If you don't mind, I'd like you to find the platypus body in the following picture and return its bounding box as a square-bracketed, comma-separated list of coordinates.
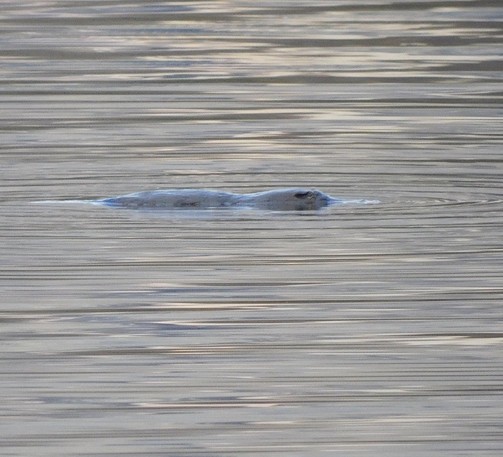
[100, 188, 340, 211]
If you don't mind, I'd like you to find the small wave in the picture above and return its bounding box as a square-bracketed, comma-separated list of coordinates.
[32, 199, 104, 205]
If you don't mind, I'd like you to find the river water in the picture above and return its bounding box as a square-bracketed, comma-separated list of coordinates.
[1, 1, 502, 456]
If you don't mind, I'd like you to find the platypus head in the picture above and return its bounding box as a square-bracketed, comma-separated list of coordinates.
[291, 189, 336, 210]
[254, 188, 337, 211]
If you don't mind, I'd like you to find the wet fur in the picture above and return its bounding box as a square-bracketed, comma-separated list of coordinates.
[100, 188, 338, 211]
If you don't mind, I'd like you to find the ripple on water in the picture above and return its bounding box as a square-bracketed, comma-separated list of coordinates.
[0, 0, 502, 456]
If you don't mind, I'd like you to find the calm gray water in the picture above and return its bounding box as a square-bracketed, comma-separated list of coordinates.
[1, 1, 502, 456]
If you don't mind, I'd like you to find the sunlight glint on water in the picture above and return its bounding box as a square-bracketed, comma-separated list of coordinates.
[0, 1, 502, 456]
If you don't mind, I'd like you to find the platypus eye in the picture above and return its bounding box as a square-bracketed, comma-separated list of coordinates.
[294, 191, 314, 199]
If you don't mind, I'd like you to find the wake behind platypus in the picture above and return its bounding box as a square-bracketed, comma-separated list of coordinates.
[96, 188, 376, 211]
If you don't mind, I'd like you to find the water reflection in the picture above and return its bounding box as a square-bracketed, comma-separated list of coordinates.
[0, 1, 502, 456]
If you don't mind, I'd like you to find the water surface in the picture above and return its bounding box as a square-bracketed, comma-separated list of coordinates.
[1, 1, 502, 456]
